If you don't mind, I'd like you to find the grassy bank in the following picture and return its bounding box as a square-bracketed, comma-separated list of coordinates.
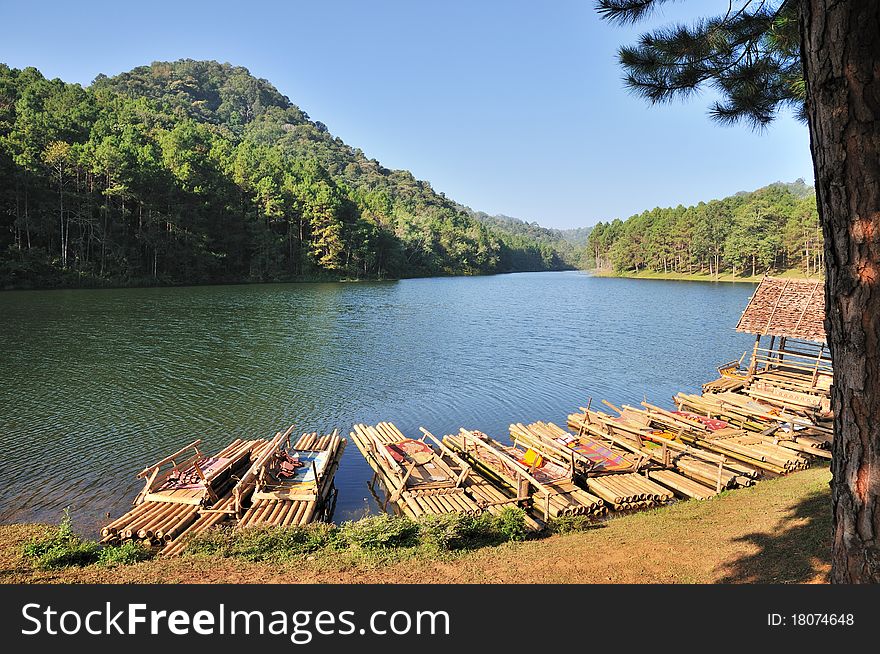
[591, 268, 823, 283]
[0, 466, 831, 584]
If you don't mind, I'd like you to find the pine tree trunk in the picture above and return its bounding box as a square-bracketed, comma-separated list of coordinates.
[800, 0, 880, 583]
[61, 179, 67, 270]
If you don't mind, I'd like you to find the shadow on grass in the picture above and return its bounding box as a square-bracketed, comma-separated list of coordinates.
[717, 489, 831, 583]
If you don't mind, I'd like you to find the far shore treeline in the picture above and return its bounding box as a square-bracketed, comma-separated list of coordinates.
[589, 180, 822, 278]
[0, 60, 586, 289]
[0, 59, 820, 290]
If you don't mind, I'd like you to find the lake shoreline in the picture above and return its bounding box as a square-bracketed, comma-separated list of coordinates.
[590, 269, 824, 284]
[2, 467, 831, 584]
[0, 266, 580, 293]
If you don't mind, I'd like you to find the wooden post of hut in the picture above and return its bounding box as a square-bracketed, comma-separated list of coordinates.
[748, 335, 761, 375]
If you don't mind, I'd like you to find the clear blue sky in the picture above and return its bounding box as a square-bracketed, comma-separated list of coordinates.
[0, 0, 814, 229]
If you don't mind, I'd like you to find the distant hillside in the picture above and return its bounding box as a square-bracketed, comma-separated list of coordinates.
[462, 210, 592, 270]
[589, 181, 821, 277]
[734, 178, 814, 199]
[0, 59, 579, 288]
[558, 226, 593, 247]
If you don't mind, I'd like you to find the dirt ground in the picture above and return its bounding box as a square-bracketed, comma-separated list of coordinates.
[0, 466, 832, 584]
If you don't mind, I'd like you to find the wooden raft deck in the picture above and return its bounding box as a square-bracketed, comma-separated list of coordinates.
[235, 426, 346, 530]
[101, 438, 265, 549]
[443, 429, 605, 522]
[350, 422, 483, 520]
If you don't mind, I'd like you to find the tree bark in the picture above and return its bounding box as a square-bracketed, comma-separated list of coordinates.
[800, 0, 880, 583]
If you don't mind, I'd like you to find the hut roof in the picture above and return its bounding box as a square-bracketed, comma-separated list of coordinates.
[736, 277, 826, 343]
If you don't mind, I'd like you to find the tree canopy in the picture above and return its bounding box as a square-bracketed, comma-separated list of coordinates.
[0, 60, 586, 288]
[589, 180, 820, 276]
[597, 0, 804, 127]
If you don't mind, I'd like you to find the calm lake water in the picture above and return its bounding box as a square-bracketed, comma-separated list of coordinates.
[0, 272, 756, 533]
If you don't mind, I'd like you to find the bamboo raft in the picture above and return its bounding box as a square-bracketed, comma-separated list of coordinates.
[674, 392, 832, 459]
[620, 402, 811, 475]
[101, 438, 265, 548]
[747, 379, 831, 415]
[752, 367, 832, 396]
[703, 375, 748, 394]
[509, 421, 642, 476]
[506, 421, 676, 510]
[443, 429, 605, 521]
[236, 426, 346, 530]
[679, 389, 828, 434]
[161, 491, 242, 557]
[350, 423, 483, 520]
[567, 408, 748, 493]
[584, 473, 673, 511]
[646, 469, 717, 500]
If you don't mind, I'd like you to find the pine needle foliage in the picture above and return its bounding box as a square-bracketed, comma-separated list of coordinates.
[596, 0, 805, 127]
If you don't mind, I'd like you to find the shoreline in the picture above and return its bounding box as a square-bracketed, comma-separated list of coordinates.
[0, 266, 580, 294]
[589, 269, 824, 284]
[0, 467, 830, 584]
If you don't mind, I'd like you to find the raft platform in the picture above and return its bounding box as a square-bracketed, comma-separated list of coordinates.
[235, 426, 346, 530]
[101, 437, 267, 549]
[349, 422, 484, 520]
[101, 426, 346, 557]
[443, 429, 606, 522]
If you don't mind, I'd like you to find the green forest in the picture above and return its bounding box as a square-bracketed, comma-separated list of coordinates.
[0, 59, 822, 290]
[588, 180, 823, 278]
[0, 60, 583, 289]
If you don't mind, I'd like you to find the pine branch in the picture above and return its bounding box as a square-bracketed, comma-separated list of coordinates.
[595, 0, 672, 25]
[599, 0, 804, 127]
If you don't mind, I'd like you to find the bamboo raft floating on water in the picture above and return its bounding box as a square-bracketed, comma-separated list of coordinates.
[101, 437, 266, 548]
[506, 421, 684, 510]
[350, 422, 485, 520]
[674, 391, 833, 457]
[443, 429, 606, 521]
[103, 427, 347, 556]
[235, 426, 346, 530]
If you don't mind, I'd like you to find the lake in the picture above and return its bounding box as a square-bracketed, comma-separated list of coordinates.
[0, 272, 756, 532]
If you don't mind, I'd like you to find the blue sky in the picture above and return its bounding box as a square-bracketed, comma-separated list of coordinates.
[0, 0, 814, 229]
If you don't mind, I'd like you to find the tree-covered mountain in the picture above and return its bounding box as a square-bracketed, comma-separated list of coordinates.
[588, 182, 821, 277]
[733, 178, 814, 200]
[0, 60, 580, 289]
[463, 209, 592, 270]
[557, 226, 593, 248]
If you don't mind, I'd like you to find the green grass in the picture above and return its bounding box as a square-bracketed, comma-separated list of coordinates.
[4, 468, 831, 583]
[97, 540, 153, 567]
[184, 508, 535, 564]
[545, 514, 597, 534]
[17, 506, 545, 572]
[21, 509, 154, 570]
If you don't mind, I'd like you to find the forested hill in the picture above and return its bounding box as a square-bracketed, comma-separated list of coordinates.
[0, 60, 582, 289]
[463, 210, 592, 270]
[589, 180, 822, 277]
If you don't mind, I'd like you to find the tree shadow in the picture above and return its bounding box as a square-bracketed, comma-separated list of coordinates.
[717, 488, 831, 583]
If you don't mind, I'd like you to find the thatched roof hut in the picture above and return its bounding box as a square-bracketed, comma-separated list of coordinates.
[736, 277, 826, 344]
